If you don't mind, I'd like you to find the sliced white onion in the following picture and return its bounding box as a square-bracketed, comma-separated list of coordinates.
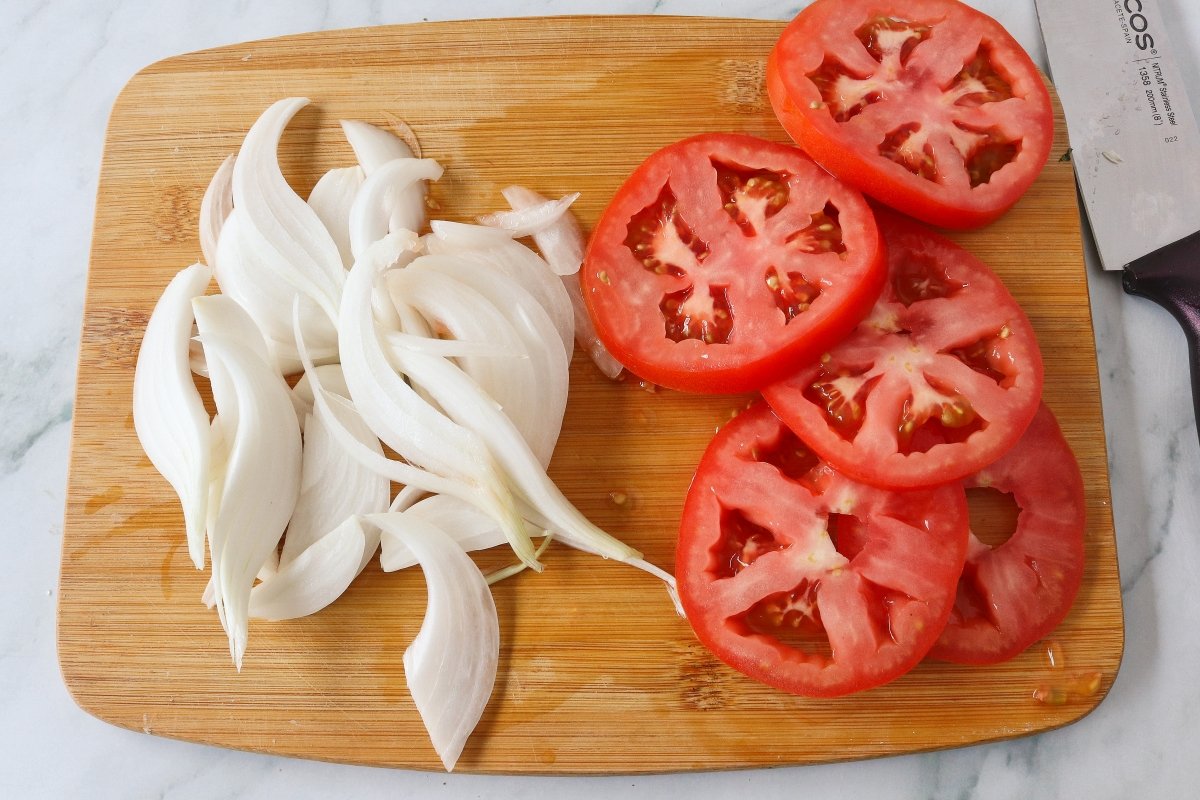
[341, 119, 416, 173]
[198, 330, 303, 669]
[561, 269, 624, 379]
[216, 208, 340, 375]
[348, 157, 443, 260]
[308, 166, 365, 269]
[394, 259, 567, 467]
[425, 226, 574, 362]
[192, 294, 273, 371]
[232, 97, 345, 324]
[291, 363, 352, 422]
[374, 496, 511, 572]
[380, 328, 518, 361]
[294, 297, 529, 549]
[478, 191, 579, 240]
[385, 344, 638, 564]
[501, 186, 623, 378]
[372, 514, 499, 772]
[132, 263, 213, 570]
[388, 265, 539, 442]
[199, 155, 235, 271]
[500, 185, 585, 276]
[248, 516, 368, 621]
[337, 232, 537, 568]
[428, 219, 514, 248]
[280, 396, 389, 568]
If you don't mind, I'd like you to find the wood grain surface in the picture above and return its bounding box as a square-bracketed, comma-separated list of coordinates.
[58, 16, 1122, 774]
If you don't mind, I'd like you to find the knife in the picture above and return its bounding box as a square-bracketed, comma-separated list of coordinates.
[1036, 0, 1200, 444]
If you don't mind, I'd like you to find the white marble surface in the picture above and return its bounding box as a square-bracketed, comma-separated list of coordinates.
[4, 0, 1200, 797]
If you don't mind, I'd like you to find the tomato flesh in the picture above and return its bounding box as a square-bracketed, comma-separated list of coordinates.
[929, 404, 1086, 664]
[764, 211, 1043, 489]
[676, 402, 968, 697]
[767, 0, 1054, 229]
[582, 133, 885, 393]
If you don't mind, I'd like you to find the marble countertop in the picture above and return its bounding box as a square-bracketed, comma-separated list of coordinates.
[5, 0, 1199, 797]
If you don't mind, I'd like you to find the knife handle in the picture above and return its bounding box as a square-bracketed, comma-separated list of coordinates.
[1123, 230, 1200, 444]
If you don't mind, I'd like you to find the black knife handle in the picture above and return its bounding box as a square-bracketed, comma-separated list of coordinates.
[1123, 230, 1200, 446]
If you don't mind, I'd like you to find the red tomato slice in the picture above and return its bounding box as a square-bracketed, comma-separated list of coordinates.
[929, 404, 1085, 664]
[676, 402, 968, 697]
[766, 0, 1053, 229]
[582, 133, 885, 393]
[763, 212, 1043, 489]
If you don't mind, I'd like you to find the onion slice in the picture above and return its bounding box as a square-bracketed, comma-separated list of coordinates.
[248, 516, 368, 621]
[199, 155, 235, 271]
[500, 185, 584, 275]
[308, 166, 365, 269]
[385, 344, 639, 564]
[374, 495, 534, 572]
[501, 186, 623, 378]
[348, 157, 443, 260]
[198, 329, 303, 669]
[132, 263, 213, 570]
[373, 513, 499, 772]
[341, 119, 416, 172]
[281, 398, 389, 568]
[477, 192, 579, 239]
[337, 232, 538, 569]
[229, 97, 345, 331]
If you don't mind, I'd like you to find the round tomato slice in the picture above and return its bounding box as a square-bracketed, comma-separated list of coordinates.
[581, 133, 885, 393]
[766, 0, 1053, 229]
[676, 402, 968, 698]
[929, 404, 1085, 664]
[763, 212, 1043, 489]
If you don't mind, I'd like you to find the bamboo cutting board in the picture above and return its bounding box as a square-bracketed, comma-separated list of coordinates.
[59, 17, 1122, 773]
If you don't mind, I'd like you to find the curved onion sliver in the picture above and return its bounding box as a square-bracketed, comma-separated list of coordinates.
[499, 185, 584, 276]
[477, 191, 578, 240]
[388, 263, 560, 465]
[348, 157, 443, 260]
[337, 233, 537, 568]
[501, 186, 623, 378]
[215, 209, 340, 375]
[374, 499, 508, 572]
[280, 392, 389, 568]
[199, 155, 235, 272]
[308, 166, 365, 269]
[249, 516, 367, 621]
[132, 263, 213, 570]
[232, 97, 345, 323]
[425, 224, 574, 361]
[373, 513, 499, 772]
[199, 330, 302, 669]
[386, 344, 639, 564]
[341, 118, 416, 173]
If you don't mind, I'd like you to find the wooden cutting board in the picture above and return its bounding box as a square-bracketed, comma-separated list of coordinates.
[59, 16, 1122, 773]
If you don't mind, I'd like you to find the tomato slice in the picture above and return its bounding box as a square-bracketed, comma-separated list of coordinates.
[929, 404, 1085, 664]
[676, 402, 968, 697]
[581, 133, 885, 393]
[766, 0, 1053, 229]
[763, 211, 1043, 489]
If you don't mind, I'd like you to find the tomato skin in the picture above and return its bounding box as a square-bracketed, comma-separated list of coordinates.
[676, 402, 968, 698]
[582, 133, 885, 394]
[767, 0, 1053, 229]
[929, 404, 1085, 664]
[763, 211, 1043, 489]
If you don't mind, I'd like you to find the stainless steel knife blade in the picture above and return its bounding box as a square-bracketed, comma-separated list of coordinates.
[1036, 0, 1200, 270]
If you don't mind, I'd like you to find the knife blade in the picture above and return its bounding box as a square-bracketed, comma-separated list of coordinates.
[1037, 0, 1200, 445]
[1036, 0, 1200, 270]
